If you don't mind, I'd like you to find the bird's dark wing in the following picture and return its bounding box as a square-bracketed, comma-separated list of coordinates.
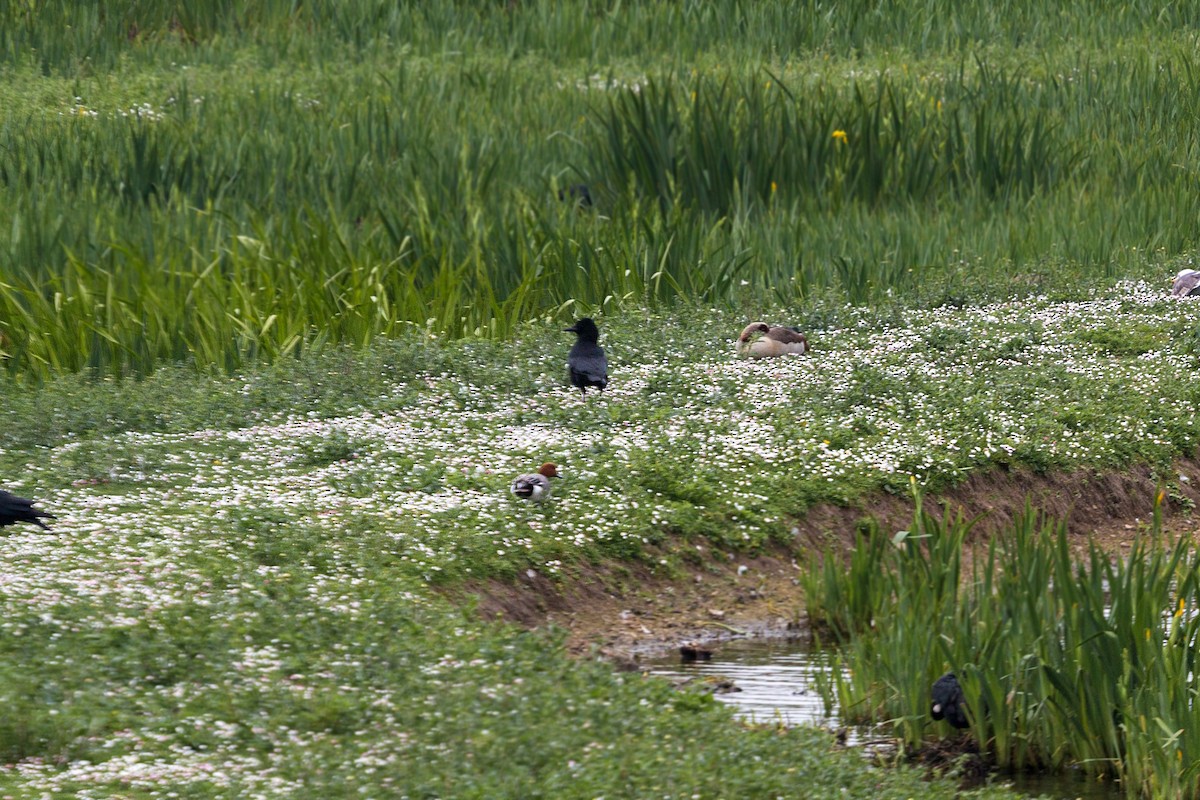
[0, 490, 54, 530]
[766, 326, 808, 344]
[559, 184, 593, 207]
[568, 343, 608, 386]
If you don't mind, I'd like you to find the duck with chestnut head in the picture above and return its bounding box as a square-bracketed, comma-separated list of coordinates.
[510, 463, 560, 503]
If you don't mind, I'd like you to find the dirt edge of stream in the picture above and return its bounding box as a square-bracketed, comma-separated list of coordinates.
[449, 459, 1200, 664]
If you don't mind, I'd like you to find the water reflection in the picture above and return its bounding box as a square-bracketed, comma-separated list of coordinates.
[642, 636, 1122, 800]
[645, 636, 840, 728]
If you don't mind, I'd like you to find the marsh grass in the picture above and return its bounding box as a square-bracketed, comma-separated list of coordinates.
[590, 67, 1080, 218]
[6, 1, 1200, 69]
[3, 3, 1200, 376]
[805, 494, 1200, 797]
[0, 580, 1033, 798]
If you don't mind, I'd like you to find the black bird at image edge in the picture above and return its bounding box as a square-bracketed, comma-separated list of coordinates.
[0, 489, 55, 531]
[564, 317, 608, 395]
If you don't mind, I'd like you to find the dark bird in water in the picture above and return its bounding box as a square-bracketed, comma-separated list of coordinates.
[564, 317, 608, 395]
[558, 183, 593, 209]
[931, 672, 970, 729]
[0, 490, 55, 531]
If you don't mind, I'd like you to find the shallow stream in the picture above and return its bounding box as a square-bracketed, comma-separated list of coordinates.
[642, 637, 1122, 800]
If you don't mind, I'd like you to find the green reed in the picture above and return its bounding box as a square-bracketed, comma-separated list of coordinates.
[805, 494, 1200, 797]
[7, 1, 1200, 72]
[5, 4, 1200, 376]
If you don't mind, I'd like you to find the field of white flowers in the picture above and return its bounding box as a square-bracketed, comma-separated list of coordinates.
[12, 282, 1200, 581]
[0, 284, 1195, 796]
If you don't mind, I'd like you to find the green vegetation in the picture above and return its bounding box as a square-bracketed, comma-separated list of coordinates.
[3, 291, 1199, 583]
[5, 291, 1195, 796]
[0, 321, 1064, 798]
[804, 495, 1200, 798]
[0, 290, 1194, 794]
[3, 1, 1200, 376]
[0, 524, 1028, 800]
[8, 2, 1200, 796]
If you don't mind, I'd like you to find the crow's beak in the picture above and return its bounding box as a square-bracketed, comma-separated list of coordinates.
[563, 326, 578, 333]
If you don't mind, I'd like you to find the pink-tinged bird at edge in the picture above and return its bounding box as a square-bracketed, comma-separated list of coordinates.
[1172, 269, 1200, 297]
[510, 463, 560, 502]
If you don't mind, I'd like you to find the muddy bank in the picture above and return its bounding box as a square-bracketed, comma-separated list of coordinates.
[455, 460, 1200, 659]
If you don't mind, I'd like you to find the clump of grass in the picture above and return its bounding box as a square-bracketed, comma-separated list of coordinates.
[1074, 323, 1166, 356]
[588, 69, 1080, 219]
[298, 427, 360, 467]
[805, 492, 1200, 797]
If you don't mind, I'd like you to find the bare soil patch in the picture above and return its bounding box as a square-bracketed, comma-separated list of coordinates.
[452, 460, 1200, 662]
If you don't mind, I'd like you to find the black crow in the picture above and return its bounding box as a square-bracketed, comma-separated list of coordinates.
[930, 672, 970, 729]
[564, 317, 608, 395]
[0, 490, 55, 531]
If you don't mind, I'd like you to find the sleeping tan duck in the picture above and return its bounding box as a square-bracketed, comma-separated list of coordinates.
[735, 323, 809, 358]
